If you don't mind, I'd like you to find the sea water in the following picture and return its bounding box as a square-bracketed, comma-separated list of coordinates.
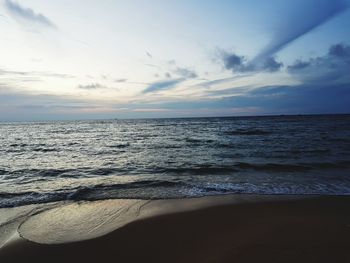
[1, 115, 350, 207]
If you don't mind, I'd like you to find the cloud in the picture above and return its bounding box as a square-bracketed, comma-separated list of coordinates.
[223, 53, 246, 72]
[287, 43, 350, 84]
[0, 68, 74, 79]
[196, 75, 253, 88]
[173, 67, 198, 78]
[142, 79, 185, 94]
[329, 43, 350, 57]
[287, 60, 311, 71]
[0, 85, 83, 120]
[132, 108, 171, 112]
[211, 44, 350, 114]
[184, 83, 348, 115]
[114, 78, 127, 83]
[144, 63, 159, 68]
[222, 52, 283, 73]
[78, 83, 107, 90]
[261, 57, 284, 72]
[222, 0, 347, 74]
[4, 0, 57, 29]
[254, 0, 347, 63]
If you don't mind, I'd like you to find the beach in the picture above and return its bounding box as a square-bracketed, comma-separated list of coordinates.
[1, 195, 350, 263]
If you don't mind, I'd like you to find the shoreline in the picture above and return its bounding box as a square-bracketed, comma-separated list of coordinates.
[1, 194, 350, 262]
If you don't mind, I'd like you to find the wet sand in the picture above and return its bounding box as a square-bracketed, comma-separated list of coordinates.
[1, 195, 350, 263]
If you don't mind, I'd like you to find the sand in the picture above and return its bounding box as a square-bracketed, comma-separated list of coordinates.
[0, 195, 350, 263]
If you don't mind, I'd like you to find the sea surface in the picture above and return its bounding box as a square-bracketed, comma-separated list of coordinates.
[1, 115, 350, 208]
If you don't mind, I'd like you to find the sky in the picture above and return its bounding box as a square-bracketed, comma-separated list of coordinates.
[0, 0, 349, 121]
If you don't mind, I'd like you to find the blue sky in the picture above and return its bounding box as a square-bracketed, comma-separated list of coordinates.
[0, 0, 349, 120]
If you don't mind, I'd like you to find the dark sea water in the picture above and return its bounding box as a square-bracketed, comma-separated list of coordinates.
[1, 115, 350, 208]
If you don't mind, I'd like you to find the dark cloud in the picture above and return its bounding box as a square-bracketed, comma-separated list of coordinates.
[287, 60, 311, 71]
[222, 51, 282, 73]
[142, 79, 185, 94]
[78, 83, 107, 90]
[137, 81, 350, 115]
[199, 44, 350, 114]
[328, 43, 350, 57]
[287, 43, 350, 84]
[261, 57, 284, 72]
[4, 0, 57, 29]
[223, 53, 246, 72]
[197, 84, 349, 115]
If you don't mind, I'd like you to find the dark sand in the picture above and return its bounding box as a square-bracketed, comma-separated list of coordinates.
[1, 195, 350, 263]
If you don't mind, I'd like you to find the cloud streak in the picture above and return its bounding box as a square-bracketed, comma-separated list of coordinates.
[255, 0, 347, 63]
[142, 79, 185, 94]
[114, 78, 127, 83]
[222, 0, 347, 74]
[78, 83, 108, 90]
[4, 0, 57, 29]
[0, 68, 74, 79]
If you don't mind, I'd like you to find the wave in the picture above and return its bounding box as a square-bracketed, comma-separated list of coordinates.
[152, 161, 350, 175]
[153, 166, 239, 175]
[32, 148, 60, 153]
[0, 167, 134, 180]
[234, 162, 312, 172]
[224, 129, 272, 136]
[9, 143, 28, 147]
[2, 160, 350, 182]
[234, 161, 350, 172]
[185, 138, 215, 144]
[2, 178, 350, 208]
[108, 143, 130, 148]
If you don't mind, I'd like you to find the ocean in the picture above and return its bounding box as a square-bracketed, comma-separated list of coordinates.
[1, 114, 350, 208]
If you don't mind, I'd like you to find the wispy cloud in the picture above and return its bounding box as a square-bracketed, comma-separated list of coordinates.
[195, 74, 255, 89]
[4, 0, 57, 29]
[114, 78, 127, 83]
[142, 79, 185, 94]
[78, 83, 108, 90]
[0, 68, 74, 79]
[132, 108, 171, 112]
[173, 67, 198, 78]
